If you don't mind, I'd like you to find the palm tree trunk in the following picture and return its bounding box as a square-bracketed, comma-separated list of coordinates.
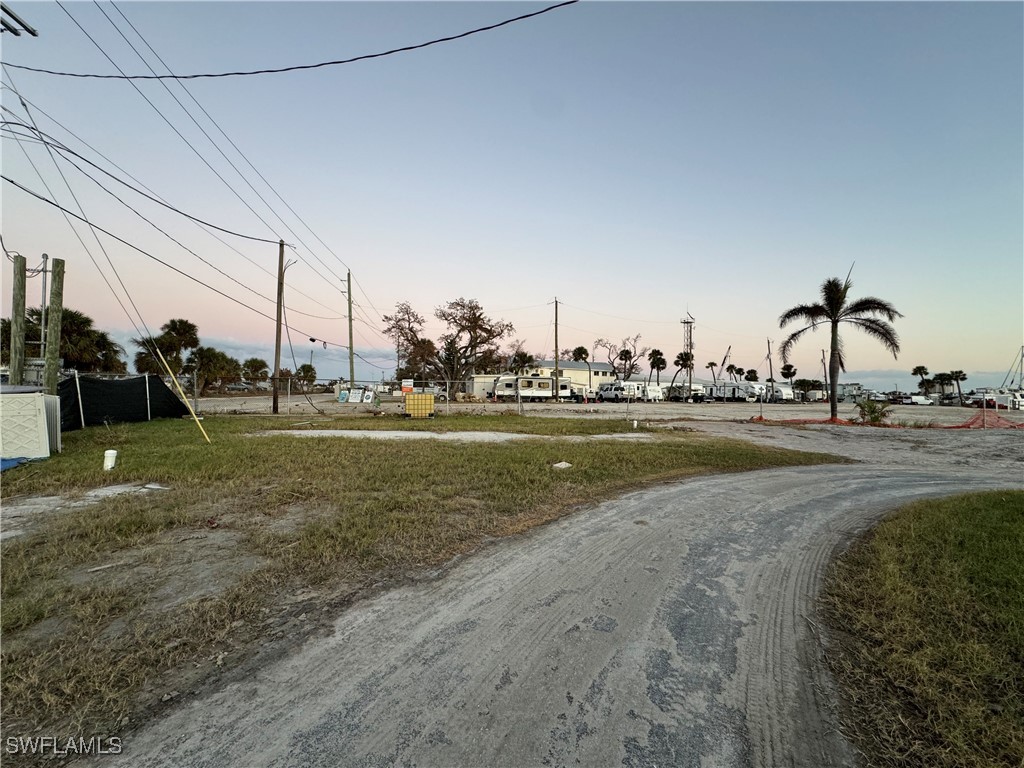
[829, 323, 842, 420]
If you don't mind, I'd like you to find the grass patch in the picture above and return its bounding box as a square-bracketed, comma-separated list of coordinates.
[2, 414, 840, 745]
[822, 491, 1024, 767]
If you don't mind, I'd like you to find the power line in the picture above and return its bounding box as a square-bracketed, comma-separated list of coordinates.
[3, 174, 349, 350]
[14, 135, 344, 322]
[49, 2, 297, 254]
[3, 68, 159, 356]
[0, 85, 343, 316]
[2, 119, 280, 244]
[6, 1, 580, 80]
[107, 0, 359, 284]
[91, 2, 350, 292]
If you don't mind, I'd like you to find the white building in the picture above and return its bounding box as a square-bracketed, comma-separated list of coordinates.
[523, 360, 616, 390]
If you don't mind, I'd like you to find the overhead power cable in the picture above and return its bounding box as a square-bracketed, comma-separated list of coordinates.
[3, 174, 349, 350]
[91, 2, 349, 292]
[6, 0, 580, 80]
[3, 67, 159, 356]
[0, 86, 342, 316]
[13, 136, 343, 321]
[2, 119, 280, 244]
[47, 3, 294, 251]
[108, 0, 357, 284]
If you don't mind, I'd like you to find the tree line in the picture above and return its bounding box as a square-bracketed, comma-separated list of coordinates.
[1, 308, 318, 395]
[386, 273, 902, 422]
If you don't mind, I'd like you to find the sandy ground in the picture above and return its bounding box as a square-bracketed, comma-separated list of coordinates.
[197, 392, 1024, 429]
[79, 418, 1023, 768]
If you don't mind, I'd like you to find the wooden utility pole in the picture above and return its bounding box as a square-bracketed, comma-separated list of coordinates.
[9, 254, 26, 385]
[38, 253, 48, 356]
[553, 297, 559, 387]
[42, 258, 64, 394]
[347, 271, 355, 391]
[272, 240, 284, 414]
[766, 338, 775, 402]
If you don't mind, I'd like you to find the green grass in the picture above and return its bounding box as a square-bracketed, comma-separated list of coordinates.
[1, 414, 840, 744]
[822, 491, 1024, 768]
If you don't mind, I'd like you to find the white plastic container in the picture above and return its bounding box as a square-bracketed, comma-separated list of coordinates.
[103, 449, 117, 470]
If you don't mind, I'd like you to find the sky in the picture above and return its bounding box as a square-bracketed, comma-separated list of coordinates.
[2, 1, 1022, 393]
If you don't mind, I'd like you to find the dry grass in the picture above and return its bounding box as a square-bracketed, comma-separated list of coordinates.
[2, 414, 840, 749]
[822, 491, 1024, 768]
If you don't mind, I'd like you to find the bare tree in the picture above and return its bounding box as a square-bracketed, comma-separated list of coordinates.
[595, 335, 648, 380]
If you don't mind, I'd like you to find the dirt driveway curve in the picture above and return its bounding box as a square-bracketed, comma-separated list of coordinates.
[100, 424, 1023, 768]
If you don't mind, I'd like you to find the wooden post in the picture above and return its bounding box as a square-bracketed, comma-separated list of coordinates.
[348, 270, 355, 394]
[272, 240, 284, 415]
[43, 258, 64, 395]
[9, 254, 26, 385]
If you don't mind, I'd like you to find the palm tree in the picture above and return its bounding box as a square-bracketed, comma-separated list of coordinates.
[243, 358, 270, 384]
[5, 308, 126, 373]
[779, 275, 902, 420]
[725, 364, 737, 382]
[296, 363, 316, 391]
[647, 348, 667, 385]
[949, 370, 968, 403]
[667, 351, 694, 394]
[780, 363, 797, 383]
[912, 366, 929, 392]
[734, 367, 745, 381]
[185, 346, 240, 394]
[509, 350, 535, 375]
[744, 369, 759, 382]
[161, 318, 199, 358]
[706, 361, 718, 385]
[618, 349, 635, 380]
[932, 372, 953, 398]
[571, 346, 592, 389]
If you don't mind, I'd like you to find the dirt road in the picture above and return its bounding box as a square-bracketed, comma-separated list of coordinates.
[99, 425, 1022, 768]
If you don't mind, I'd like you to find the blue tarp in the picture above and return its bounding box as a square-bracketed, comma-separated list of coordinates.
[1, 457, 30, 472]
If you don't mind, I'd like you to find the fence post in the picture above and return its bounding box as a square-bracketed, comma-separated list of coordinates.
[74, 369, 85, 428]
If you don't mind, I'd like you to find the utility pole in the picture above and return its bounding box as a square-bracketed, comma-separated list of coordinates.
[10, 253, 26, 385]
[553, 297, 559, 388]
[272, 240, 284, 414]
[42, 258, 64, 395]
[347, 271, 355, 392]
[766, 338, 775, 402]
[38, 253, 48, 356]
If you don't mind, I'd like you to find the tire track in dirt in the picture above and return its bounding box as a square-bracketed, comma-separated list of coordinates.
[97, 427, 1023, 768]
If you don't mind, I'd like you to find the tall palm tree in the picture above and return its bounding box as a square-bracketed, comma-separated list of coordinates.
[734, 367, 745, 381]
[911, 365, 929, 392]
[571, 346, 592, 389]
[668, 351, 694, 393]
[725, 363, 737, 382]
[949, 370, 968, 404]
[706, 361, 718, 385]
[647, 348, 667, 385]
[932, 372, 953, 398]
[159, 319, 200, 375]
[618, 349, 635, 380]
[780, 363, 797, 383]
[780, 275, 902, 420]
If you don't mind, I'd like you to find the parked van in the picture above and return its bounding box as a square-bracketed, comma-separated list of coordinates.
[909, 395, 934, 406]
